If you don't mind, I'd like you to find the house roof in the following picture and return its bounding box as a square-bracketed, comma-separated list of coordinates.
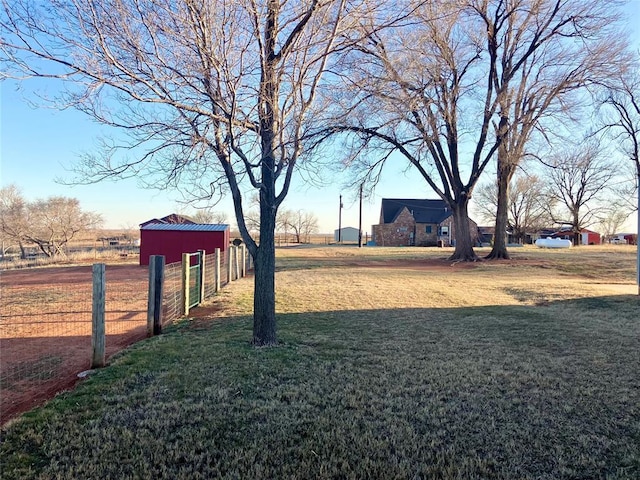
[380, 199, 452, 224]
[141, 223, 229, 232]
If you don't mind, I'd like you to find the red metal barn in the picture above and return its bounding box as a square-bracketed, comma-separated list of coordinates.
[139, 224, 230, 266]
[581, 229, 602, 245]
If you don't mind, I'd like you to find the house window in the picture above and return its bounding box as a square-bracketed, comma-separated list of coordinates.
[439, 225, 449, 236]
[397, 227, 408, 233]
[425, 225, 432, 234]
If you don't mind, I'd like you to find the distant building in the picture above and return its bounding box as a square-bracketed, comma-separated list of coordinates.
[547, 227, 601, 245]
[371, 198, 477, 247]
[611, 233, 637, 245]
[334, 227, 360, 243]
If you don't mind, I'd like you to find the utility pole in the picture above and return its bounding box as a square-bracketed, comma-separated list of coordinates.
[358, 183, 363, 248]
[338, 194, 343, 243]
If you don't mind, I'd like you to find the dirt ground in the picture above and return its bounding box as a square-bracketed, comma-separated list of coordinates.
[1, 264, 149, 425]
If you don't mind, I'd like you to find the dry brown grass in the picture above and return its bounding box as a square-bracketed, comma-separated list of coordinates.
[212, 245, 637, 315]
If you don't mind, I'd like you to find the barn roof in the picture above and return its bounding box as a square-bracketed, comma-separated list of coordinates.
[141, 223, 229, 232]
[380, 199, 452, 224]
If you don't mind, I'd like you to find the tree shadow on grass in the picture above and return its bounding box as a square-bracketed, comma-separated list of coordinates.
[2, 294, 638, 479]
[159, 293, 640, 479]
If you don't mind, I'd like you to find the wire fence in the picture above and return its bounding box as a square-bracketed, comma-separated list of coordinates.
[0, 265, 148, 424]
[0, 246, 251, 425]
[162, 260, 183, 326]
[203, 249, 232, 301]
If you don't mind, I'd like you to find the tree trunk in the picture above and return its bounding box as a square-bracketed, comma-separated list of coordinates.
[449, 198, 479, 261]
[573, 212, 581, 246]
[248, 0, 281, 347]
[252, 200, 277, 346]
[486, 161, 516, 260]
[35, 242, 53, 257]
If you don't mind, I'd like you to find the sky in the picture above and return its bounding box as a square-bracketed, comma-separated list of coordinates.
[2, 1, 640, 235]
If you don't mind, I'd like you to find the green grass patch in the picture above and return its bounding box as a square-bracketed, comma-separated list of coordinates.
[1, 246, 639, 479]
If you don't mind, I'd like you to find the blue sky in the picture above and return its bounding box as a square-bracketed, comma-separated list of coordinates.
[0, 80, 429, 234]
[0, 86, 430, 233]
[2, 1, 639, 234]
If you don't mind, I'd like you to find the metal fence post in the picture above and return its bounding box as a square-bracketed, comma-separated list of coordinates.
[147, 255, 165, 336]
[215, 247, 221, 292]
[91, 263, 106, 369]
[182, 252, 190, 316]
[198, 249, 206, 303]
[226, 247, 232, 284]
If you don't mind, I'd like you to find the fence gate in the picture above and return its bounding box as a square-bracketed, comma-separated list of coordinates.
[182, 251, 204, 315]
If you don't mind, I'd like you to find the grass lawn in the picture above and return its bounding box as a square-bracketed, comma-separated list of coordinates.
[1, 245, 639, 479]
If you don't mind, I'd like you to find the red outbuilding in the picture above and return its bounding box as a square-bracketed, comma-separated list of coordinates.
[549, 227, 602, 245]
[139, 223, 230, 266]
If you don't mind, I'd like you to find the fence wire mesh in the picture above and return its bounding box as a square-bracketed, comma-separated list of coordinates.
[161, 260, 183, 326]
[0, 264, 148, 424]
[1, 247, 251, 425]
[203, 249, 232, 301]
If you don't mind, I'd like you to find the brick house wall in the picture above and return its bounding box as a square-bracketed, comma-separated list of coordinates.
[414, 215, 455, 246]
[372, 211, 476, 247]
[372, 208, 415, 246]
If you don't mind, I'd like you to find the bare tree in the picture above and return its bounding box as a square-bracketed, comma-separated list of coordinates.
[329, 2, 498, 261]
[327, 0, 626, 261]
[244, 195, 290, 237]
[1, 0, 371, 345]
[190, 209, 228, 225]
[281, 209, 319, 243]
[475, 173, 552, 244]
[542, 142, 615, 245]
[25, 197, 102, 257]
[299, 210, 320, 243]
[597, 52, 640, 293]
[599, 55, 640, 200]
[596, 208, 632, 243]
[0, 184, 29, 258]
[479, 0, 627, 260]
[0, 186, 101, 257]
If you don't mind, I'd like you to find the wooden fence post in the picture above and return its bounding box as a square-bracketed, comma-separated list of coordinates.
[226, 247, 233, 284]
[91, 263, 106, 369]
[182, 252, 190, 316]
[198, 249, 206, 303]
[214, 248, 221, 292]
[147, 255, 165, 336]
[235, 246, 240, 280]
